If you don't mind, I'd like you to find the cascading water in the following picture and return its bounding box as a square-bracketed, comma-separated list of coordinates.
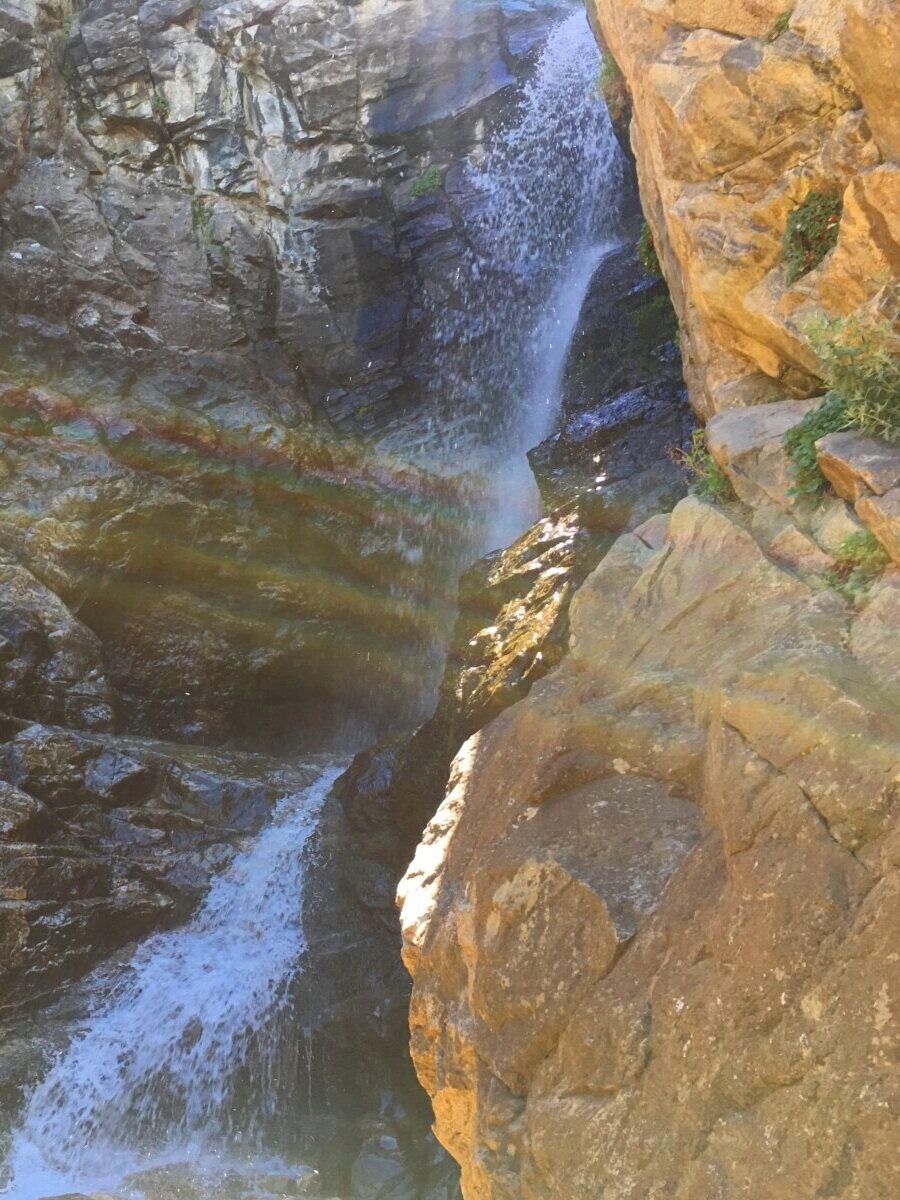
[4, 764, 343, 1200]
[3, 10, 625, 1198]
[395, 5, 625, 549]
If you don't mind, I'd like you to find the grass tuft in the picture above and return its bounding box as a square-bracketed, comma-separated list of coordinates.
[782, 191, 841, 284]
[766, 9, 792, 40]
[825, 530, 891, 601]
[637, 221, 661, 277]
[597, 51, 629, 124]
[784, 316, 900, 497]
[669, 428, 736, 504]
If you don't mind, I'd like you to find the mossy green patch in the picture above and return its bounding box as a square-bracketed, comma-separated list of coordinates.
[410, 164, 443, 198]
[597, 51, 629, 124]
[637, 221, 661, 277]
[766, 9, 792, 40]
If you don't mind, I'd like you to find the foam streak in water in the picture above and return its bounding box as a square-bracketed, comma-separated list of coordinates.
[5, 764, 343, 1200]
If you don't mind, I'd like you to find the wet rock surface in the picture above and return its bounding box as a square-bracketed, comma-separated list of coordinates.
[0, 0, 562, 427]
[0, 0, 571, 750]
[529, 237, 692, 507]
[0, 3, 581, 1197]
[0, 374, 472, 746]
[0, 2, 578, 1195]
[0, 720, 323, 1006]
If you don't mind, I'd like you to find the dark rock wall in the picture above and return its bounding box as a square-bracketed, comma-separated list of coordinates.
[0, 0, 559, 427]
[0, 0, 570, 749]
[0, 3, 567, 1192]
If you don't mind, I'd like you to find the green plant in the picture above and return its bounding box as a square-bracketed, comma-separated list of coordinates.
[151, 92, 171, 120]
[49, 19, 76, 84]
[782, 191, 842, 284]
[597, 51, 629, 124]
[784, 316, 900, 496]
[807, 314, 900, 444]
[410, 164, 443, 198]
[669, 428, 736, 504]
[783, 391, 851, 499]
[637, 221, 661, 277]
[825, 530, 890, 601]
[766, 9, 792, 40]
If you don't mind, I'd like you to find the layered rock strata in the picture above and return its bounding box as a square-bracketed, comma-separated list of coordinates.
[0, 0, 566, 746]
[0, 0, 556, 425]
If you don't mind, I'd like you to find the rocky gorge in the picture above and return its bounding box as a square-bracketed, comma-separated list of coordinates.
[0, 0, 897, 1197]
[397, 0, 900, 1196]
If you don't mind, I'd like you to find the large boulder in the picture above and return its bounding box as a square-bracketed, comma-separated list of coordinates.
[400, 496, 900, 1197]
[815, 430, 900, 501]
[705, 397, 821, 509]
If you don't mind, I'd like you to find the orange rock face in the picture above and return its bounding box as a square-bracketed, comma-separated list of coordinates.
[400, 499, 900, 1198]
[587, 0, 898, 420]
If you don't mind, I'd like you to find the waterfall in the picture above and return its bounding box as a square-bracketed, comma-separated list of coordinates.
[3, 764, 344, 1200]
[2, 11, 626, 1198]
[397, 6, 625, 549]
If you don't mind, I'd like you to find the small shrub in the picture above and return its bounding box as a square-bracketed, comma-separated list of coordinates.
[597, 51, 629, 124]
[825, 530, 891, 601]
[49, 21, 77, 85]
[785, 316, 900, 496]
[151, 93, 171, 120]
[782, 191, 842, 284]
[807, 314, 900, 444]
[637, 221, 661, 277]
[669, 428, 736, 504]
[410, 164, 443, 198]
[766, 9, 792, 40]
[783, 391, 851, 499]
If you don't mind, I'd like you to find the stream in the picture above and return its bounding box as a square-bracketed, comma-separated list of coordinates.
[3, 8, 624, 1198]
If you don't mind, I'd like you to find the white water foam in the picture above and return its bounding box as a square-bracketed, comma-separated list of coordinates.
[397, 6, 625, 549]
[4, 764, 344, 1200]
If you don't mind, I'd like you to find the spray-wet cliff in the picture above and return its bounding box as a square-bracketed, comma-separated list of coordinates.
[0, 2, 571, 1194]
[398, 3, 900, 1197]
[0, 0, 570, 753]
